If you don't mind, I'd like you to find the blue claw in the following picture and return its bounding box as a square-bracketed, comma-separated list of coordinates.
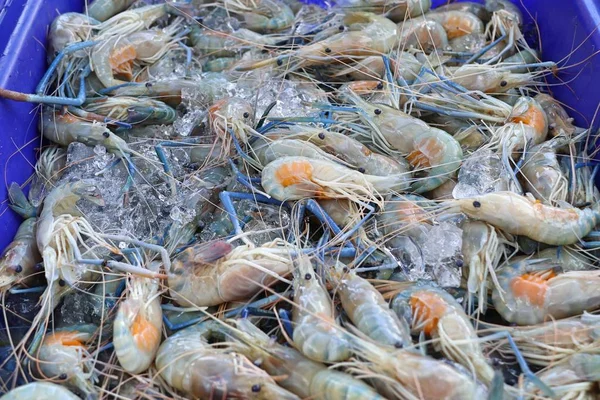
[219, 191, 284, 237]
[278, 309, 294, 338]
[36, 41, 96, 94]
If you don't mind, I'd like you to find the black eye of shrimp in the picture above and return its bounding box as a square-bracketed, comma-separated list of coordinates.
[473, 201, 481, 208]
[304, 273, 312, 280]
[102, 132, 110, 138]
[374, 109, 382, 115]
[500, 80, 508, 87]
[318, 132, 325, 139]
[14, 265, 23, 273]
[243, 112, 249, 118]
[252, 384, 261, 392]
[325, 47, 332, 53]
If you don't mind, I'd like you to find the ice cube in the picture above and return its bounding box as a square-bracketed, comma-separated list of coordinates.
[418, 222, 463, 287]
[453, 148, 511, 199]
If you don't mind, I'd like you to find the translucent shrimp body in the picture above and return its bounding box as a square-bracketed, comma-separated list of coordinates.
[168, 240, 294, 307]
[156, 322, 300, 400]
[452, 191, 600, 245]
[223, 0, 295, 33]
[88, 0, 137, 22]
[492, 260, 600, 325]
[0, 382, 80, 400]
[229, 319, 386, 400]
[48, 13, 97, 62]
[535, 93, 577, 137]
[328, 263, 412, 349]
[36, 327, 97, 398]
[338, 0, 432, 21]
[261, 156, 409, 204]
[292, 257, 352, 363]
[392, 285, 495, 384]
[341, 88, 463, 193]
[0, 218, 40, 292]
[113, 276, 162, 374]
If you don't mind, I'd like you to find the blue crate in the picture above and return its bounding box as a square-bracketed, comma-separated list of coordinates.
[0, 0, 598, 250]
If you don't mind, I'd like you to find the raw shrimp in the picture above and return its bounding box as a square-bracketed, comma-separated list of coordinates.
[432, 2, 491, 22]
[237, 12, 398, 71]
[87, 0, 137, 22]
[376, 194, 432, 240]
[0, 382, 80, 400]
[190, 26, 281, 57]
[492, 259, 600, 325]
[93, 4, 169, 39]
[29, 146, 67, 206]
[261, 156, 410, 204]
[461, 220, 506, 314]
[48, 13, 97, 61]
[446, 64, 534, 94]
[331, 52, 421, 82]
[328, 262, 412, 349]
[427, 10, 484, 41]
[291, 256, 352, 362]
[341, 86, 463, 193]
[252, 138, 345, 168]
[520, 135, 570, 205]
[397, 17, 448, 52]
[226, 318, 386, 400]
[532, 353, 600, 399]
[392, 284, 495, 384]
[276, 127, 411, 176]
[535, 93, 578, 138]
[223, 0, 294, 33]
[487, 313, 600, 367]
[83, 96, 177, 125]
[338, 0, 431, 21]
[208, 96, 255, 160]
[450, 191, 600, 245]
[156, 322, 300, 399]
[168, 239, 294, 307]
[113, 270, 162, 374]
[91, 27, 181, 88]
[35, 325, 98, 399]
[0, 183, 41, 291]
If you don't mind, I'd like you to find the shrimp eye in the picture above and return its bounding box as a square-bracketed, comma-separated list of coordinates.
[14, 265, 23, 273]
[318, 132, 325, 140]
[455, 259, 464, 267]
[358, 167, 365, 173]
[276, 58, 283, 66]
[243, 112, 249, 118]
[58, 279, 66, 287]
[376, 82, 383, 90]
[304, 273, 312, 280]
[325, 47, 332, 53]
[252, 384, 261, 392]
[59, 373, 68, 380]
[145, 82, 153, 88]
[338, 25, 344, 31]
[102, 132, 110, 138]
[342, 267, 349, 273]
[394, 342, 403, 349]
[473, 201, 481, 208]
[500, 80, 507, 87]
[374, 109, 382, 115]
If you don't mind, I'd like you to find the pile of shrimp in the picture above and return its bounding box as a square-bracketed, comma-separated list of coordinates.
[1, 0, 600, 399]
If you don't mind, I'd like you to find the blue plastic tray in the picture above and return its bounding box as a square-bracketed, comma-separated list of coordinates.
[0, 0, 599, 251]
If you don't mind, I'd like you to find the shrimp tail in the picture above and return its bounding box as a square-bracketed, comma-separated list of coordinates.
[8, 182, 37, 218]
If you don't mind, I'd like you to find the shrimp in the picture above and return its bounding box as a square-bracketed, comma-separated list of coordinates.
[291, 256, 352, 363]
[533, 353, 600, 399]
[0, 183, 41, 292]
[91, 27, 181, 88]
[491, 259, 600, 325]
[237, 12, 398, 71]
[461, 221, 506, 315]
[340, 87, 463, 193]
[432, 2, 491, 22]
[87, 0, 137, 22]
[274, 127, 411, 176]
[168, 239, 294, 307]
[491, 96, 549, 156]
[520, 135, 570, 205]
[83, 96, 177, 125]
[486, 313, 600, 367]
[208, 96, 255, 160]
[331, 52, 421, 82]
[328, 262, 412, 349]
[0, 382, 80, 400]
[40, 109, 140, 159]
[535, 93, 578, 138]
[392, 284, 496, 384]
[226, 318, 386, 400]
[156, 322, 300, 399]
[338, 0, 431, 22]
[252, 138, 345, 168]
[35, 325, 98, 399]
[450, 191, 600, 245]
[260, 156, 409, 205]
[93, 4, 169, 39]
[48, 13, 97, 61]
[113, 269, 162, 374]
[222, 0, 295, 33]
[376, 194, 432, 241]
[397, 17, 448, 52]
[427, 10, 484, 42]
[190, 26, 281, 57]
[29, 146, 67, 207]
